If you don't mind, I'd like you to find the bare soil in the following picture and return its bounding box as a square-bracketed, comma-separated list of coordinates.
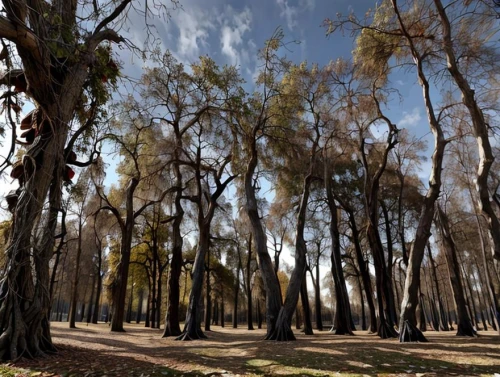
[5, 322, 500, 376]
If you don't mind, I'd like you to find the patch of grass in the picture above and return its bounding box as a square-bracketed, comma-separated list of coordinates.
[0, 365, 39, 377]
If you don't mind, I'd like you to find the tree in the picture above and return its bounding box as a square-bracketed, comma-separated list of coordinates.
[96, 112, 169, 332]
[436, 205, 476, 337]
[0, 0, 137, 359]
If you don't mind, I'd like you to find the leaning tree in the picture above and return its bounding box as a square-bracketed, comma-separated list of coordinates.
[0, 0, 163, 360]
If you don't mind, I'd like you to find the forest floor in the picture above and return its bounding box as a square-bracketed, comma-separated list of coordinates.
[2, 322, 500, 377]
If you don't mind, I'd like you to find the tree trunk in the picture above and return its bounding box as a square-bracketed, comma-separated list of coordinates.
[205, 253, 212, 332]
[325, 173, 354, 335]
[163, 190, 184, 336]
[244, 136, 282, 337]
[427, 243, 449, 331]
[436, 206, 476, 337]
[125, 277, 134, 324]
[69, 219, 84, 328]
[314, 261, 323, 331]
[220, 286, 225, 328]
[145, 279, 151, 328]
[176, 211, 215, 340]
[266, 170, 314, 341]
[86, 273, 96, 324]
[110, 179, 139, 332]
[92, 258, 103, 324]
[357, 275, 367, 331]
[345, 207, 377, 333]
[391, 0, 447, 343]
[233, 261, 241, 328]
[300, 274, 313, 335]
[246, 236, 254, 330]
[381, 201, 398, 326]
[434, 0, 500, 261]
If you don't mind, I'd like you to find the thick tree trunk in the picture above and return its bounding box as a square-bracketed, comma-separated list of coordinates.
[266, 171, 313, 341]
[0, 116, 67, 359]
[177, 227, 210, 340]
[325, 173, 354, 335]
[244, 136, 282, 337]
[163, 190, 184, 336]
[436, 206, 476, 337]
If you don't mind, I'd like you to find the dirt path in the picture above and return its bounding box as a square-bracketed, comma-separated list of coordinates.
[8, 322, 500, 376]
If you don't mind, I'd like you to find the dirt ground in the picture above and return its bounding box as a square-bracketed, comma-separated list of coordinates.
[4, 322, 500, 376]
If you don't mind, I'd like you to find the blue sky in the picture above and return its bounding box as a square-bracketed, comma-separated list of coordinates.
[121, 0, 430, 168]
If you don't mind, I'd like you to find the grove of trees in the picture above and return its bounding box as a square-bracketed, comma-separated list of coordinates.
[0, 0, 499, 362]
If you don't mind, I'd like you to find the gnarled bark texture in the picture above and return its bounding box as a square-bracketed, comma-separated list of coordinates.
[0, 0, 127, 358]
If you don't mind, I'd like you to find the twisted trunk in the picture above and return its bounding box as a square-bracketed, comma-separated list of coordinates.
[244, 136, 281, 337]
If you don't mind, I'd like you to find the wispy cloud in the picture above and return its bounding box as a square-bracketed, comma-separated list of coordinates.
[276, 0, 315, 31]
[219, 7, 253, 66]
[399, 107, 421, 128]
[174, 8, 215, 61]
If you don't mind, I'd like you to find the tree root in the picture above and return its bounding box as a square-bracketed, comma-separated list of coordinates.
[377, 320, 399, 339]
[456, 322, 477, 337]
[399, 320, 428, 342]
[265, 310, 295, 341]
[162, 324, 182, 338]
[175, 323, 207, 341]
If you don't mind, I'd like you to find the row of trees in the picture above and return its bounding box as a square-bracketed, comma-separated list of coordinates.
[0, 0, 499, 361]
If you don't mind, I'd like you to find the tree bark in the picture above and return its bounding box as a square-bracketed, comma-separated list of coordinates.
[111, 178, 139, 332]
[391, 0, 447, 343]
[300, 273, 313, 335]
[244, 135, 282, 337]
[314, 260, 323, 331]
[325, 169, 354, 335]
[163, 155, 184, 337]
[434, 0, 500, 261]
[436, 206, 476, 337]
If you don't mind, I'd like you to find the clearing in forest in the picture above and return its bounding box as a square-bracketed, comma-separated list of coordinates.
[3, 322, 500, 377]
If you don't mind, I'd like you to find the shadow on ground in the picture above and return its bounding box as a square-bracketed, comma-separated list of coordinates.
[5, 322, 500, 376]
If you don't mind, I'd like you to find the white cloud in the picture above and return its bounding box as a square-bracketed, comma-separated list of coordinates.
[399, 107, 422, 128]
[219, 7, 253, 66]
[175, 8, 215, 60]
[276, 0, 315, 31]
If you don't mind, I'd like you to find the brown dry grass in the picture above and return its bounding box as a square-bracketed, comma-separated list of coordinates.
[7, 322, 500, 376]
